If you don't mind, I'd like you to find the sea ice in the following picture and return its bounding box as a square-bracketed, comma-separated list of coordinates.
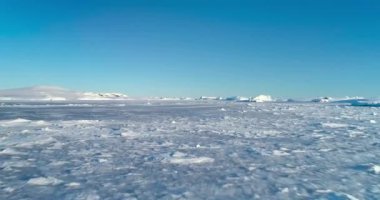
[0, 101, 379, 199]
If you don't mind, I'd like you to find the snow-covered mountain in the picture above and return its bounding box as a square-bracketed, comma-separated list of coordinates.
[0, 86, 128, 101]
[1, 86, 375, 104]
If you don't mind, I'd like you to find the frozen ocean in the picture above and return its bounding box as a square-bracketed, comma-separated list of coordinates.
[0, 101, 379, 200]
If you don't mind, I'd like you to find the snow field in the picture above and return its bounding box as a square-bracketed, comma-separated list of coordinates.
[0, 101, 379, 199]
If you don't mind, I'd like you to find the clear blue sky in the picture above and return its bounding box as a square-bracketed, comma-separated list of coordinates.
[1, 0, 379, 97]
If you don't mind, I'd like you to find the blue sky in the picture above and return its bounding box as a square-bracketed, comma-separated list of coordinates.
[0, 0, 379, 97]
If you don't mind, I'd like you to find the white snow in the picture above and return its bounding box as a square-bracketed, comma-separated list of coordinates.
[3, 187, 15, 193]
[27, 177, 63, 186]
[168, 157, 215, 165]
[369, 165, 380, 174]
[171, 151, 188, 158]
[321, 122, 349, 128]
[0, 118, 31, 126]
[281, 188, 289, 193]
[0, 118, 49, 127]
[272, 150, 290, 156]
[0, 100, 379, 199]
[66, 182, 81, 188]
[120, 130, 139, 138]
[252, 95, 273, 102]
[0, 148, 25, 155]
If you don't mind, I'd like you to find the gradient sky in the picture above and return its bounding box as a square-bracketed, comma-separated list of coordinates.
[1, 0, 379, 97]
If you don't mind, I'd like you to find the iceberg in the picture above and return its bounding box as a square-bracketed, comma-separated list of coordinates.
[251, 95, 273, 102]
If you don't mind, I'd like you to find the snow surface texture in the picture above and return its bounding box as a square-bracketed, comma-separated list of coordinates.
[0, 101, 380, 199]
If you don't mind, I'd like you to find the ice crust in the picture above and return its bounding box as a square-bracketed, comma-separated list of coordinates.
[0, 101, 379, 199]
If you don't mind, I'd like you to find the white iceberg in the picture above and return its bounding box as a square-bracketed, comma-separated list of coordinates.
[251, 95, 273, 102]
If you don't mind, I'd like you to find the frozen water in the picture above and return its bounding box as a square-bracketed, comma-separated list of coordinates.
[27, 177, 63, 186]
[0, 101, 379, 199]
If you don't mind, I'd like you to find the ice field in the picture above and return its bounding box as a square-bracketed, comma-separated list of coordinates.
[0, 101, 379, 199]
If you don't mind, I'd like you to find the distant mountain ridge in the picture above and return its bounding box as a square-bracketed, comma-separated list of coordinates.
[0, 86, 376, 104]
[0, 86, 128, 101]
